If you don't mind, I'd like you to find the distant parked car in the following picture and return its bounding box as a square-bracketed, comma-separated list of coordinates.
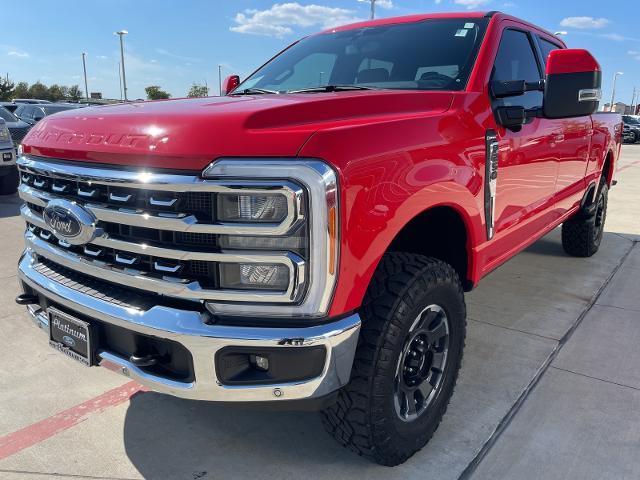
[622, 115, 640, 143]
[12, 98, 51, 104]
[0, 118, 18, 194]
[0, 106, 31, 149]
[14, 103, 86, 126]
[623, 125, 636, 143]
[0, 101, 18, 113]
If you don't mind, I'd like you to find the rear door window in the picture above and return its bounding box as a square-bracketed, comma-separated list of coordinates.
[538, 37, 562, 66]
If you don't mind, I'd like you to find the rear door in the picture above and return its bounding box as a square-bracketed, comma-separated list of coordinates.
[535, 35, 593, 214]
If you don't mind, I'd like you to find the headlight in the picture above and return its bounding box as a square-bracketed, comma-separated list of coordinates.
[0, 126, 9, 143]
[219, 263, 290, 290]
[203, 159, 339, 318]
[218, 193, 288, 222]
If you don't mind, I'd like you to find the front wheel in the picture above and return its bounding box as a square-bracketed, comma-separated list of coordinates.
[322, 253, 466, 466]
[562, 180, 608, 257]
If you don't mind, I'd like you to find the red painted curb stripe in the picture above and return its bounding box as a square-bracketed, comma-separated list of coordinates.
[0, 381, 145, 461]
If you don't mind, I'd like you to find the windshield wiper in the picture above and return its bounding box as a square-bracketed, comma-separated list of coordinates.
[288, 85, 379, 94]
[232, 88, 279, 95]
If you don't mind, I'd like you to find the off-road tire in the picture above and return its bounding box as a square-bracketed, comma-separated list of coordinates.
[0, 166, 19, 195]
[322, 253, 466, 466]
[562, 180, 608, 257]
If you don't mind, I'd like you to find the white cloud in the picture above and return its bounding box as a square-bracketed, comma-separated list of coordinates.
[96, 55, 108, 60]
[230, 2, 363, 38]
[435, 0, 443, 4]
[8, 51, 29, 58]
[454, 0, 491, 9]
[155, 48, 202, 63]
[600, 33, 624, 41]
[1, 45, 30, 58]
[560, 16, 610, 29]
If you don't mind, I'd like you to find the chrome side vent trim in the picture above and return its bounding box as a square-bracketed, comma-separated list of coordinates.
[485, 130, 499, 240]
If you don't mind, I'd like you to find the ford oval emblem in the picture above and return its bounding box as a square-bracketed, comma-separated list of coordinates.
[62, 335, 76, 348]
[42, 199, 99, 246]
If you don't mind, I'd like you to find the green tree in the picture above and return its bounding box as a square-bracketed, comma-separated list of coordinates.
[12, 82, 29, 99]
[0, 76, 15, 101]
[67, 85, 83, 101]
[145, 85, 171, 100]
[48, 84, 67, 102]
[187, 83, 209, 98]
[28, 81, 49, 100]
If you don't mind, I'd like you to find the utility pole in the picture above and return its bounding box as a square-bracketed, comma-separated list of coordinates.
[115, 31, 129, 101]
[630, 86, 636, 114]
[218, 65, 222, 96]
[370, 0, 376, 19]
[118, 62, 123, 101]
[610, 71, 623, 112]
[81, 53, 89, 101]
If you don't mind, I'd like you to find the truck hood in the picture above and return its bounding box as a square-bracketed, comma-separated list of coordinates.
[22, 91, 453, 170]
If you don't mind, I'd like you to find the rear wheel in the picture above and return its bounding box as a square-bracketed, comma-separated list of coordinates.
[562, 180, 608, 257]
[322, 253, 466, 466]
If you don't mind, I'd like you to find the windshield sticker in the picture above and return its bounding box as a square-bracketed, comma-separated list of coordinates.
[464, 23, 475, 29]
[455, 29, 468, 37]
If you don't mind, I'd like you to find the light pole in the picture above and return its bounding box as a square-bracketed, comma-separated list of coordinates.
[358, 0, 377, 20]
[553, 31, 568, 36]
[218, 65, 222, 96]
[610, 71, 623, 112]
[117, 62, 123, 101]
[115, 30, 128, 101]
[81, 52, 89, 101]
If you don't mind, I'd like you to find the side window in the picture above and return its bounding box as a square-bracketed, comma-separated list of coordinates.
[538, 38, 561, 66]
[23, 107, 33, 119]
[492, 29, 543, 110]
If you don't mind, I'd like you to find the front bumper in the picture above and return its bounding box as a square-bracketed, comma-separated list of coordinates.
[18, 249, 360, 402]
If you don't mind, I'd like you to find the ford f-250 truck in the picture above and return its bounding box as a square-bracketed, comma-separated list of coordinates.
[15, 11, 621, 466]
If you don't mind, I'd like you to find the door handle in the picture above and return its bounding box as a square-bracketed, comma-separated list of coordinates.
[552, 133, 565, 143]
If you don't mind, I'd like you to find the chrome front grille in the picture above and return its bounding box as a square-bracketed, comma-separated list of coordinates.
[18, 156, 307, 305]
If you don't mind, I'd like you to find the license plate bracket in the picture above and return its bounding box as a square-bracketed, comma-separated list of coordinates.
[48, 308, 94, 366]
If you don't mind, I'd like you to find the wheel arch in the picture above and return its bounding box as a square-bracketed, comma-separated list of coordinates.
[384, 204, 476, 291]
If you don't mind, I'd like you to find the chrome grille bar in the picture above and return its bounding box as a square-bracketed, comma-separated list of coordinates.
[25, 231, 304, 303]
[21, 205, 305, 265]
[19, 182, 303, 236]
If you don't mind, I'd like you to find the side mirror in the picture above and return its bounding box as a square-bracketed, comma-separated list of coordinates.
[543, 49, 601, 119]
[221, 75, 240, 96]
[33, 115, 44, 122]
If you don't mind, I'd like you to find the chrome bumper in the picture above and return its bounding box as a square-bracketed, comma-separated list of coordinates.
[18, 249, 360, 402]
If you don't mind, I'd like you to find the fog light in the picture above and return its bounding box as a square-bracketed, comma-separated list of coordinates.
[218, 193, 287, 222]
[253, 355, 269, 371]
[219, 263, 289, 291]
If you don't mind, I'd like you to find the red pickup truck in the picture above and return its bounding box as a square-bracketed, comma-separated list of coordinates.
[16, 11, 620, 465]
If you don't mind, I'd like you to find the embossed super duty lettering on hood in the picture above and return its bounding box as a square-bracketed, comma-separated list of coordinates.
[21, 91, 453, 171]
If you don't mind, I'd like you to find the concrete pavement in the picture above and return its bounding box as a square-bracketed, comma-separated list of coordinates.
[0, 146, 639, 479]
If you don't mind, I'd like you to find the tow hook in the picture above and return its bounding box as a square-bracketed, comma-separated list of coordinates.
[129, 353, 165, 367]
[15, 293, 39, 305]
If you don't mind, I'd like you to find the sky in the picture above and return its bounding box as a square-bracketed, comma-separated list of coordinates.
[2, 0, 638, 104]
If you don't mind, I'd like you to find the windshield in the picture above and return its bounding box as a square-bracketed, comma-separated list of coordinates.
[238, 18, 488, 94]
[623, 115, 640, 124]
[43, 105, 80, 115]
[0, 107, 18, 122]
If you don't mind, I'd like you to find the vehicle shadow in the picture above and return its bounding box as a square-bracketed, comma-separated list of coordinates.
[122, 391, 368, 479]
[0, 193, 22, 218]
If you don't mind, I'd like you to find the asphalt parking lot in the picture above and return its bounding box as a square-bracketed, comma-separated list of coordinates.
[1, 147, 639, 480]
